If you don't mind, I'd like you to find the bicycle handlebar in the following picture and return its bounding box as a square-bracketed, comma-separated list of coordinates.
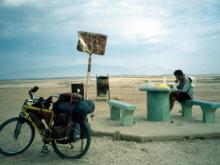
[29, 86, 39, 99]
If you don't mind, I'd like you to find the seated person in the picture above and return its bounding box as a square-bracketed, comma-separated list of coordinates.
[170, 69, 194, 110]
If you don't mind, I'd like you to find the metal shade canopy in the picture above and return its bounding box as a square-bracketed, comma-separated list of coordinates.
[76, 31, 108, 99]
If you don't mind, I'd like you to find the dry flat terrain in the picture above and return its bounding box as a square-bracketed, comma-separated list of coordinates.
[0, 75, 220, 165]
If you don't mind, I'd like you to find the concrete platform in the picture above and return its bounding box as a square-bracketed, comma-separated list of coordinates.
[90, 113, 220, 143]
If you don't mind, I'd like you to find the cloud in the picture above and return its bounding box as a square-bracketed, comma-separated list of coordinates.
[0, 0, 220, 79]
[118, 17, 168, 43]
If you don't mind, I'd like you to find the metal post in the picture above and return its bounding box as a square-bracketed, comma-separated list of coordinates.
[85, 53, 92, 100]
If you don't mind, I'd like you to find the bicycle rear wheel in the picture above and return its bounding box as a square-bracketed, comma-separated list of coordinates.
[0, 117, 35, 156]
[52, 121, 91, 159]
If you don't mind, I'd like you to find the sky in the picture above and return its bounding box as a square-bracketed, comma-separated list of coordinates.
[0, 0, 220, 79]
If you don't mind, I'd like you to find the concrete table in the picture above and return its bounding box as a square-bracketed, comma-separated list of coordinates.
[140, 87, 170, 121]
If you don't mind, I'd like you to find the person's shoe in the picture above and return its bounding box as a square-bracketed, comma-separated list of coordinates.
[41, 145, 49, 154]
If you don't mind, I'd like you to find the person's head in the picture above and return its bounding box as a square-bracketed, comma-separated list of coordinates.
[174, 69, 185, 81]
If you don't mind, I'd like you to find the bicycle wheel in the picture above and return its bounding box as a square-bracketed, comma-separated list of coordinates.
[52, 121, 91, 159]
[0, 117, 35, 156]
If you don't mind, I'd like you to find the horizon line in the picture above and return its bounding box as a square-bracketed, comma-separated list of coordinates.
[1, 73, 220, 81]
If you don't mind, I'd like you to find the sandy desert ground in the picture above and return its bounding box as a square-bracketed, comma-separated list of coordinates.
[0, 75, 220, 165]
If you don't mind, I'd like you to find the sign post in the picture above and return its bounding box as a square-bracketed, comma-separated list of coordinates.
[77, 31, 107, 99]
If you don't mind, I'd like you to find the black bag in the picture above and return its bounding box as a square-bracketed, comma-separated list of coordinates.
[32, 97, 52, 109]
[51, 115, 74, 140]
[53, 113, 69, 126]
[52, 121, 81, 143]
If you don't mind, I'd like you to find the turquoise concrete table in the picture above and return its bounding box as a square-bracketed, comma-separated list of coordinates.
[140, 87, 170, 121]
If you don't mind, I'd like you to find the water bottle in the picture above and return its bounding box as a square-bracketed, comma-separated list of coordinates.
[29, 112, 45, 130]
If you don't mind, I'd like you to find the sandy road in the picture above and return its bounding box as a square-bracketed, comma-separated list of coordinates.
[0, 137, 220, 165]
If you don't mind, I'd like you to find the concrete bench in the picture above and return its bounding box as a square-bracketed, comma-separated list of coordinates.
[180, 99, 220, 123]
[108, 100, 136, 126]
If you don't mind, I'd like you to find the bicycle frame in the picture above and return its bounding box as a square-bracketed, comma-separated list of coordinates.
[20, 100, 55, 135]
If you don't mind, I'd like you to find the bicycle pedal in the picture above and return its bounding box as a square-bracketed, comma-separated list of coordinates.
[41, 145, 50, 154]
[41, 128, 52, 138]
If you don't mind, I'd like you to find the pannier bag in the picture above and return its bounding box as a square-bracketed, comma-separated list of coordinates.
[51, 121, 81, 143]
[51, 93, 95, 141]
[53, 113, 69, 126]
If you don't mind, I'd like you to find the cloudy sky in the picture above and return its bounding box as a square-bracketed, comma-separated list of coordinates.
[0, 0, 220, 79]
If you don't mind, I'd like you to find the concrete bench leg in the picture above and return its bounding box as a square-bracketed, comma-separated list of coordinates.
[181, 102, 193, 119]
[121, 110, 134, 126]
[202, 108, 216, 123]
[110, 106, 121, 120]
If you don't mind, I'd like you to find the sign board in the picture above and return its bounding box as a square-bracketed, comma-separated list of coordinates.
[77, 31, 107, 55]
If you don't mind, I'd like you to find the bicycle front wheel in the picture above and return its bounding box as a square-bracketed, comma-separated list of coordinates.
[52, 121, 91, 159]
[0, 117, 35, 156]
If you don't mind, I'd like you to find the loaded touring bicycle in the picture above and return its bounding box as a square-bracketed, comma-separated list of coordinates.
[0, 86, 95, 159]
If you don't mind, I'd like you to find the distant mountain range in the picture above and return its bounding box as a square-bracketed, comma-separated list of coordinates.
[0, 64, 173, 80]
